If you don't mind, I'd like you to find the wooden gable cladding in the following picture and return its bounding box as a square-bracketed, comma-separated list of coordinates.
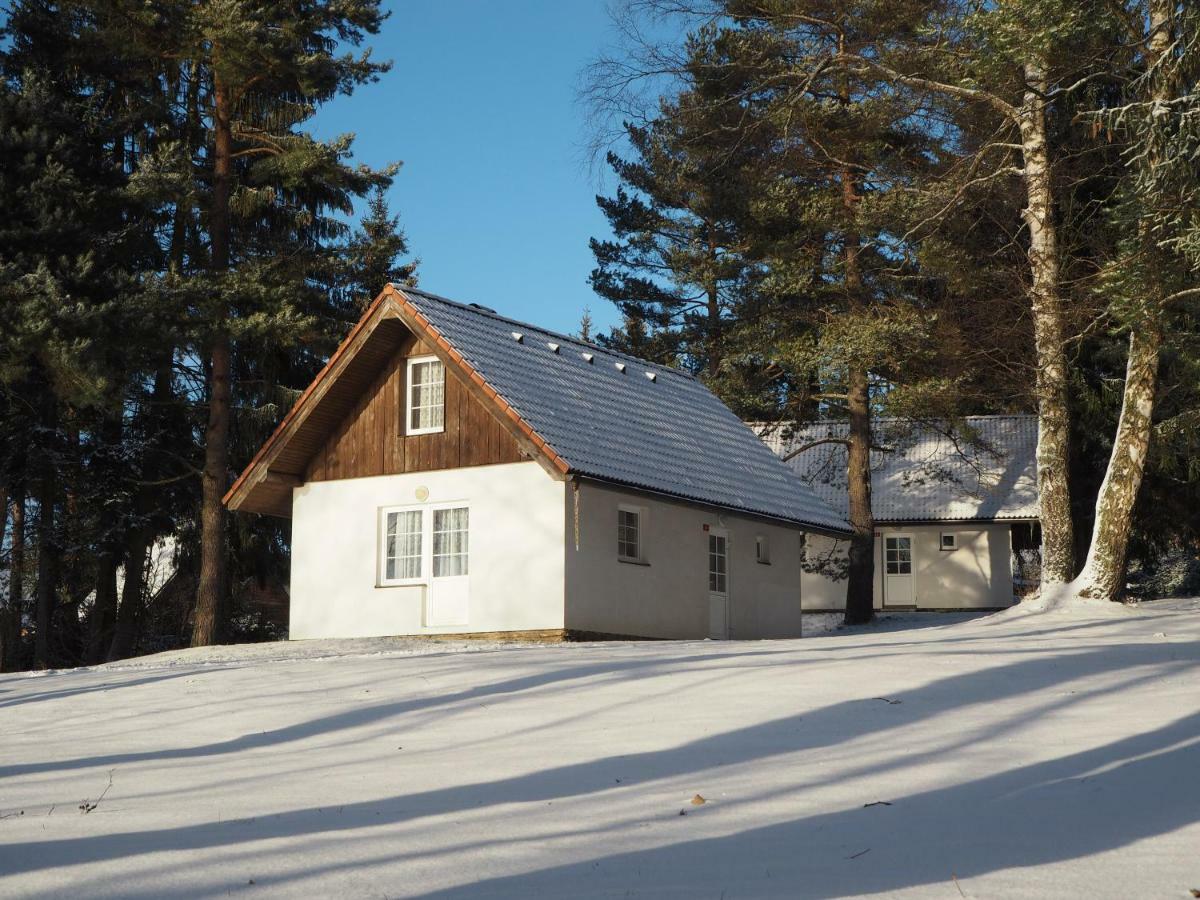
[225, 288, 566, 517]
[304, 333, 527, 482]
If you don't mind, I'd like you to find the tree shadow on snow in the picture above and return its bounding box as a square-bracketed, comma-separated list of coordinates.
[1, 634, 1196, 898]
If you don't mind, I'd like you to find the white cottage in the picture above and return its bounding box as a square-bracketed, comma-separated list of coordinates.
[762, 417, 1040, 611]
[225, 285, 850, 641]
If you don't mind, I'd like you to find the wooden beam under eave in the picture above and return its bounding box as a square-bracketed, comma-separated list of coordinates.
[262, 471, 302, 488]
[224, 292, 398, 512]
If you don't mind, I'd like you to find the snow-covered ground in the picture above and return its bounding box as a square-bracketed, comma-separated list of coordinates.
[2, 601, 1198, 899]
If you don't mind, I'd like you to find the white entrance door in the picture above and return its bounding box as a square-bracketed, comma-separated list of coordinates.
[426, 506, 470, 627]
[883, 534, 915, 607]
[707, 529, 730, 639]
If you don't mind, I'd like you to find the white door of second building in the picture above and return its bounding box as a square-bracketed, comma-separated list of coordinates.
[708, 529, 730, 639]
[883, 534, 915, 607]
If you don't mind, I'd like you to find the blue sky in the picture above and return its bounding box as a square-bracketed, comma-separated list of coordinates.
[313, 1, 627, 337]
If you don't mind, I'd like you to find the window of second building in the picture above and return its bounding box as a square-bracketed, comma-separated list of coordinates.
[884, 535, 912, 575]
[407, 355, 445, 435]
[617, 507, 642, 562]
[755, 535, 770, 564]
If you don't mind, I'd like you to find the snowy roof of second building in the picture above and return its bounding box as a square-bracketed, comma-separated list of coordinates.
[401, 288, 850, 533]
[758, 415, 1039, 523]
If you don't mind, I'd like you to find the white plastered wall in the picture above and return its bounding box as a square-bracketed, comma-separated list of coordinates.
[564, 480, 808, 639]
[289, 461, 566, 639]
[800, 523, 1017, 610]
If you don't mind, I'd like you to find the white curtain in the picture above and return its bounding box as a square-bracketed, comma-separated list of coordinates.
[410, 360, 446, 430]
[433, 507, 469, 577]
[386, 510, 423, 580]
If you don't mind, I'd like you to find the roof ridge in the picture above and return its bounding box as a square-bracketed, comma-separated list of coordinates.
[395, 285, 696, 381]
[755, 413, 1037, 429]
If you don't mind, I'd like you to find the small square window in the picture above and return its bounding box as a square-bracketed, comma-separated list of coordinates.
[618, 508, 641, 561]
[755, 535, 770, 564]
[940, 532, 958, 551]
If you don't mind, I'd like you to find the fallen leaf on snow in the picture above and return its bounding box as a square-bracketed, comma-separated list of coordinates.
[690, 794, 707, 806]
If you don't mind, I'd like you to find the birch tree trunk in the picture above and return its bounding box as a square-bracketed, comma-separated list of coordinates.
[1018, 58, 1075, 586]
[1075, 322, 1162, 600]
[192, 74, 233, 647]
[1074, 0, 1173, 602]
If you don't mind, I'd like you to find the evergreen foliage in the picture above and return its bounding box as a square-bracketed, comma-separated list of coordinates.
[0, 0, 415, 667]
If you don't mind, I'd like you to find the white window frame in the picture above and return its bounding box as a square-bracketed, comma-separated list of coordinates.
[884, 535, 913, 575]
[940, 531, 958, 552]
[405, 354, 446, 436]
[379, 504, 426, 586]
[708, 529, 729, 594]
[379, 502, 470, 587]
[617, 504, 645, 563]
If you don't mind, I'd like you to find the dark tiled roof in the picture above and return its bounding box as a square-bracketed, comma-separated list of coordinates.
[759, 415, 1039, 522]
[400, 287, 850, 533]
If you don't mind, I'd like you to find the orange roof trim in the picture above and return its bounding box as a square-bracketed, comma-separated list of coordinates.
[223, 285, 570, 513]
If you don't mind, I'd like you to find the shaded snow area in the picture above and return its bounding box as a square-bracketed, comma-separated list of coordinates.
[3, 601, 1199, 898]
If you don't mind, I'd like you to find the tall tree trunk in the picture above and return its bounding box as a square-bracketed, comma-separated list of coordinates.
[87, 412, 122, 663]
[1074, 0, 1173, 603]
[33, 443, 58, 669]
[0, 483, 8, 669]
[0, 488, 18, 672]
[706, 281, 721, 378]
[108, 530, 151, 661]
[1018, 58, 1074, 587]
[0, 484, 7, 557]
[193, 74, 233, 647]
[844, 362, 875, 624]
[705, 229, 721, 378]
[89, 549, 120, 664]
[840, 181, 875, 622]
[836, 28, 876, 626]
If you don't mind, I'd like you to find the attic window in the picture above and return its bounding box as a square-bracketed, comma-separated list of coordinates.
[940, 532, 958, 551]
[547, 342, 560, 353]
[511, 332, 524, 343]
[406, 355, 445, 435]
[581, 352, 594, 363]
[645, 372, 657, 382]
[615, 362, 626, 373]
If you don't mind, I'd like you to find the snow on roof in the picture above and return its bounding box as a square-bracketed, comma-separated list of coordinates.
[758, 415, 1039, 523]
[400, 288, 851, 534]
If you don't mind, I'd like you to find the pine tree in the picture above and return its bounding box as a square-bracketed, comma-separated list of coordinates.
[588, 5, 955, 625]
[0, 4, 162, 665]
[344, 187, 418, 312]
[137, 0, 396, 646]
[589, 104, 757, 377]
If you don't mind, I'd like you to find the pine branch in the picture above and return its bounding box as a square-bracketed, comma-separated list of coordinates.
[782, 437, 852, 461]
